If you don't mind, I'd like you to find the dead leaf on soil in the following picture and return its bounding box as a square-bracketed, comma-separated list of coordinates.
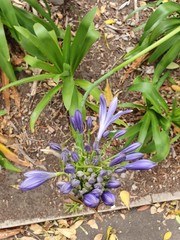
[119, 190, 130, 210]
[87, 219, 98, 229]
[11, 86, 21, 109]
[0, 228, 21, 239]
[1, 71, 10, 113]
[70, 220, 84, 230]
[0, 133, 15, 145]
[0, 142, 32, 167]
[29, 223, 44, 235]
[106, 226, 118, 240]
[150, 206, 157, 215]
[56, 228, 76, 239]
[94, 233, 103, 240]
[104, 79, 113, 106]
[121, 53, 149, 83]
[171, 85, 180, 92]
[163, 231, 172, 240]
[137, 205, 150, 212]
[20, 237, 37, 240]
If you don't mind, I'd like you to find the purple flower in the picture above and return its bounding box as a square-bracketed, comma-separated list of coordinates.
[102, 130, 110, 138]
[59, 182, 72, 194]
[101, 191, 115, 206]
[71, 179, 80, 187]
[126, 152, 144, 161]
[60, 149, 69, 162]
[64, 163, 75, 174]
[70, 110, 83, 133]
[121, 142, 142, 154]
[99, 169, 108, 177]
[106, 179, 121, 189]
[71, 151, 79, 162]
[109, 153, 126, 167]
[84, 144, 91, 152]
[113, 129, 127, 139]
[125, 159, 157, 170]
[91, 188, 103, 198]
[114, 167, 126, 173]
[87, 116, 92, 129]
[97, 95, 132, 141]
[83, 193, 100, 208]
[49, 142, 61, 151]
[20, 171, 57, 191]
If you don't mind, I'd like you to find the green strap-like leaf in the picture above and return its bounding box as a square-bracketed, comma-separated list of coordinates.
[0, 73, 57, 91]
[0, 18, 17, 82]
[63, 26, 71, 64]
[75, 79, 101, 101]
[138, 112, 151, 146]
[129, 82, 168, 114]
[0, 154, 21, 172]
[149, 110, 170, 162]
[30, 84, 62, 132]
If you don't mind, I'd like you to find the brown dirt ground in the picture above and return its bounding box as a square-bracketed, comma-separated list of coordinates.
[0, 0, 180, 230]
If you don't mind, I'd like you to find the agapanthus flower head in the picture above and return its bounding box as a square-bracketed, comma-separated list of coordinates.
[121, 142, 141, 154]
[125, 152, 144, 161]
[101, 191, 115, 206]
[20, 170, 57, 191]
[70, 110, 83, 133]
[97, 95, 132, 141]
[83, 193, 100, 208]
[60, 149, 69, 162]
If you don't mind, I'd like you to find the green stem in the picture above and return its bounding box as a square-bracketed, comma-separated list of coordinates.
[80, 26, 180, 111]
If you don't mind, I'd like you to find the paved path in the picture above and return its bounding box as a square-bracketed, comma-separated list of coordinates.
[77, 208, 180, 240]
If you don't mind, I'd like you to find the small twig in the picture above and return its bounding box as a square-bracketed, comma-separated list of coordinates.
[134, 0, 139, 24]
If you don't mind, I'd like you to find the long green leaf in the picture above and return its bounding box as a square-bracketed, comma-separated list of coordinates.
[0, 74, 57, 91]
[25, 55, 59, 73]
[75, 79, 101, 101]
[70, 8, 99, 73]
[153, 40, 180, 83]
[63, 26, 71, 64]
[149, 110, 170, 161]
[141, 2, 180, 42]
[0, 18, 17, 82]
[30, 84, 62, 132]
[138, 112, 151, 146]
[129, 82, 168, 114]
[0, 154, 21, 172]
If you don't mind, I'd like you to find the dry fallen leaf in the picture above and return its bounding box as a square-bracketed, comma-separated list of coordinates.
[137, 205, 150, 212]
[104, 79, 113, 106]
[30, 224, 44, 235]
[57, 228, 76, 239]
[171, 85, 180, 92]
[70, 220, 84, 230]
[150, 206, 157, 215]
[1, 71, 10, 113]
[87, 219, 98, 229]
[0, 143, 32, 167]
[163, 231, 172, 240]
[94, 233, 103, 240]
[0, 228, 21, 239]
[119, 190, 130, 209]
[21, 237, 37, 240]
[109, 233, 118, 240]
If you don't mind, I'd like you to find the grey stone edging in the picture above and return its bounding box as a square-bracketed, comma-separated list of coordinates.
[1, 191, 180, 229]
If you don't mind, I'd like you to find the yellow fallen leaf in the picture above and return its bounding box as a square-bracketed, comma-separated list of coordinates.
[163, 0, 169, 2]
[87, 219, 98, 229]
[30, 224, 44, 235]
[109, 233, 118, 240]
[104, 19, 116, 25]
[166, 62, 179, 69]
[94, 233, 103, 240]
[104, 79, 113, 107]
[171, 85, 180, 92]
[0, 143, 32, 167]
[119, 190, 130, 209]
[96, 7, 101, 17]
[163, 231, 172, 240]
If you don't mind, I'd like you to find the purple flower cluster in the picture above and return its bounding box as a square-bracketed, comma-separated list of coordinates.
[20, 95, 157, 209]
